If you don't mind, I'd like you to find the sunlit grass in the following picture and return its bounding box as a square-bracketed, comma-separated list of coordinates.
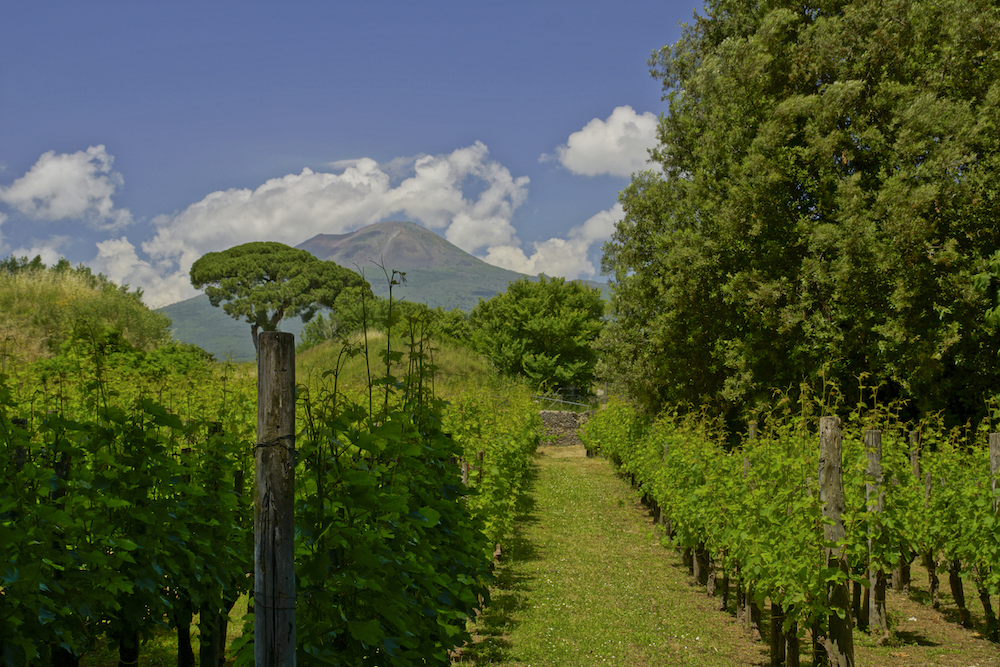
[297, 330, 489, 401]
[458, 445, 764, 666]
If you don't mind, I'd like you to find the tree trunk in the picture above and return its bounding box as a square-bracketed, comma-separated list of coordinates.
[924, 551, 940, 609]
[200, 604, 224, 667]
[117, 629, 140, 667]
[949, 559, 972, 628]
[175, 602, 195, 667]
[770, 601, 786, 667]
[786, 620, 800, 667]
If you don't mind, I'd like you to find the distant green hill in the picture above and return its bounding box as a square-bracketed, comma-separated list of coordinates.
[159, 293, 308, 361]
[159, 220, 607, 360]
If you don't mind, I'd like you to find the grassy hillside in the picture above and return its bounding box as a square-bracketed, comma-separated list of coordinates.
[296, 329, 491, 401]
[0, 261, 172, 365]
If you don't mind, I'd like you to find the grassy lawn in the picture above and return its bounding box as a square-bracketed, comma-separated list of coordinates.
[457, 444, 1000, 667]
[457, 445, 764, 666]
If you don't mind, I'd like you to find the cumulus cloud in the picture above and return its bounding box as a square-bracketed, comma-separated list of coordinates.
[482, 203, 623, 279]
[0, 145, 132, 229]
[9, 236, 73, 267]
[543, 106, 658, 177]
[98, 142, 530, 307]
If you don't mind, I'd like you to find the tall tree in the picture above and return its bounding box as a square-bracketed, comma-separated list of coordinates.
[601, 0, 1000, 423]
[470, 276, 604, 395]
[190, 242, 367, 352]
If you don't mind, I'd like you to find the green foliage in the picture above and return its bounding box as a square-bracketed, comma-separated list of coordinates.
[0, 254, 172, 360]
[442, 381, 542, 552]
[974, 249, 1000, 330]
[0, 383, 251, 666]
[190, 242, 367, 347]
[290, 394, 492, 665]
[239, 287, 536, 666]
[0, 265, 540, 666]
[583, 391, 1000, 642]
[298, 286, 471, 355]
[601, 0, 1000, 424]
[469, 275, 604, 394]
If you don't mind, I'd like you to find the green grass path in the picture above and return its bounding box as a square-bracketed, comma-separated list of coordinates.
[457, 445, 764, 666]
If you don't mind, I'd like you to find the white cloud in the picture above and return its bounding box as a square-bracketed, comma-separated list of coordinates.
[482, 203, 623, 279]
[9, 236, 73, 267]
[99, 142, 530, 307]
[543, 106, 659, 177]
[0, 145, 132, 229]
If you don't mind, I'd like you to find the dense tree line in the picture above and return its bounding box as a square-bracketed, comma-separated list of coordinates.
[600, 0, 1000, 425]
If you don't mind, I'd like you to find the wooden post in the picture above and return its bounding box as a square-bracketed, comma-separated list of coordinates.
[865, 430, 887, 639]
[893, 431, 920, 592]
[744, 421, 762, 638]
[923, 470, 940, 608]
[819, 416, 854, 667]
[662, 441, 672, 536]
[255, 332, 296, 667]
[982, 433, 1000, 640]
[991, 433, 1000, 513]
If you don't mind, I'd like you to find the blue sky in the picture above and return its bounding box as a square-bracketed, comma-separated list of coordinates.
[1, 1, 699, 307]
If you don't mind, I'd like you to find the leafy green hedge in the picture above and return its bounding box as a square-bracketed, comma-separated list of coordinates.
[582, 397, 1000, 641]
[1, 314, 541, 666]
[442, 382, 542, 556]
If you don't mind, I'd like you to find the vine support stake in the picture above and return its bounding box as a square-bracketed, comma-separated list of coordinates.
[819, 415, 854, 667]
[256, 331, 296, 667]
[990, 433, 1000, 513]
[865, 430, 887, 639]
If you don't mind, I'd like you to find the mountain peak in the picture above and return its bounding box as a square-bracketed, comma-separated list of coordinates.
[297, 220, 480, 271]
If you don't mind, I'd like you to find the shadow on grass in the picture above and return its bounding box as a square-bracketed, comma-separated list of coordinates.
[894, 629, 941, 647]
[455, 460, 542, 665]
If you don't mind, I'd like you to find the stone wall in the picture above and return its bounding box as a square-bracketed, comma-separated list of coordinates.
[539, 410, 591, 447]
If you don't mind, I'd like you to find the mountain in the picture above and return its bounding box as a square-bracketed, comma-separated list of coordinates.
[295, 220, 536, 310]
[159, 220, 607, 360]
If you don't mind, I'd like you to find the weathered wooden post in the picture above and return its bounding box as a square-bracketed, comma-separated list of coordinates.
[923, 469, 940, 609]
[742, 421, 762, 639]
[982, 433, 1000, 640]
[256, 332, 296, 667]
[661, 441, 672, 536]
[991, 433, 1000, 513]
[819, 416, 854, 667]
[893, 431, 920, 592]
[865, 430, 887, 639]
